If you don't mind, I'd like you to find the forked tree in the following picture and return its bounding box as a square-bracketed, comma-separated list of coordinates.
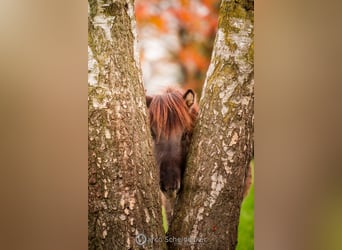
[88, 0, 254, 249]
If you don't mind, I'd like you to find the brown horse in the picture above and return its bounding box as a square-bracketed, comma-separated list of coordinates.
[146, 88, 198, 225]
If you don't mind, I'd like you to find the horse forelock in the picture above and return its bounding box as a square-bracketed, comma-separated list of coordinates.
[149, 89, 197, 141]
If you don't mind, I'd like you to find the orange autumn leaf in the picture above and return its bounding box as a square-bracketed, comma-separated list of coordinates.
[179, 46, 208, 70]
[135, 3, 149, 21]
[180, 0, 190, 7]
[148, 15, 168, 32]
[174, 8, 192, 24]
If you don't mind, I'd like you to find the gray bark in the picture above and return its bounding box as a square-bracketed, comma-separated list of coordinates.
[168, 0, 254, 249]
[88, 0, 165, 249]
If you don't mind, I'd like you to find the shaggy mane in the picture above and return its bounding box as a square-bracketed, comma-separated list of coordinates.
[149, 88, 197, 141]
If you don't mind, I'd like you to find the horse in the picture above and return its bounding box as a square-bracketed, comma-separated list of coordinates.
[146, 88, 198, 226]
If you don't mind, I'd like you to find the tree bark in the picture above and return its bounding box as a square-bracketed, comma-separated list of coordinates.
[88, 0, 165, 249]
[168, 0, 254, 249]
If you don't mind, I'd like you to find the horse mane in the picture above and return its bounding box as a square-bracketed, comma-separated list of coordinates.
[149, 88, 198, 141]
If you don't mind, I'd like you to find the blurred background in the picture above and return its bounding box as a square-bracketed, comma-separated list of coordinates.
[135, 0, 219, 96]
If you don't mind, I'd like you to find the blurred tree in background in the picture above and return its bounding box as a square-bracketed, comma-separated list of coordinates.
[136, 0, 219, 96]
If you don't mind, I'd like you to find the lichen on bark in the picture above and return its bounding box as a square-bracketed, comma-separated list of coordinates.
[168, 0, 254, 249]
[88, 0, 165, 249]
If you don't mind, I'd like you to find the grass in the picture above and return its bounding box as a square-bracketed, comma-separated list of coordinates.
[236, 161, 254, 250]
[162, 206, 168, 233]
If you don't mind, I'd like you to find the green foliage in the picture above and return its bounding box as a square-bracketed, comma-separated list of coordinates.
[236, 162, 254, 250]
[162, 206, 168, 233]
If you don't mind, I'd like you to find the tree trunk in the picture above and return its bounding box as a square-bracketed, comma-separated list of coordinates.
[88, 0, 165, 249]
[168, 0, 254, 249]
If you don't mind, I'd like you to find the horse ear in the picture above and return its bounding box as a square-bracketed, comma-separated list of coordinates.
[146, 96, 152, 107]
[183, 89, 195, 108]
